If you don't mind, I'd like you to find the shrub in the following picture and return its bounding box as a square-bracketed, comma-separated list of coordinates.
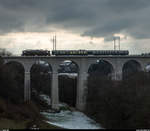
[0, 58, 24, 104]
[86, 72, 150, 129]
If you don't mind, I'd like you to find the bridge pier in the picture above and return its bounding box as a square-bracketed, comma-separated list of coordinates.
[24, 71, 31, 102]
[115, 69, 122, 80]
[76, 58, 89, 111]
[113, 63, 123, 81]
[51, 71, 59, 110]
[76, 72, 88, 111]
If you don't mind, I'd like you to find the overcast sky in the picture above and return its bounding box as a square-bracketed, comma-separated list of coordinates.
[0, 0, 150, 55]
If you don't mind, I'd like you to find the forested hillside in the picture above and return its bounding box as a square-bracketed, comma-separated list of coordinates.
[86, 72, 150, 129]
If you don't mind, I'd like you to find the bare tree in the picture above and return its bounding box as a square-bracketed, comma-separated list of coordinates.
[0, 48, 12, 56]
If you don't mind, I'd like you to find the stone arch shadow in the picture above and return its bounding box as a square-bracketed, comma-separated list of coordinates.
[30, 60, 53, 104]
[88, 59, 114, 79]
[3, 61, 25, 102]
[122, 60, 142, 79]
[58, 59, 79, 107]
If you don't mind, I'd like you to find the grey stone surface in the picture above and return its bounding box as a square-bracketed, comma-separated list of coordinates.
[3, 55, 150, 111]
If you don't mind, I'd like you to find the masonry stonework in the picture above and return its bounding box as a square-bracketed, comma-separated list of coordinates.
[3, 56, 150, 111]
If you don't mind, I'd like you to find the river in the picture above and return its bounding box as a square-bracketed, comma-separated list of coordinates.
[41, 110, 102, 129]
[40, 94, 103, 129]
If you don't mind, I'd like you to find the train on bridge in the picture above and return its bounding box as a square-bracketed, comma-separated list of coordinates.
[21, 49, 129, 56]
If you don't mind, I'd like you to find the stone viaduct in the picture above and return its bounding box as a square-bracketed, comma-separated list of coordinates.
[2, 55, 150, 111]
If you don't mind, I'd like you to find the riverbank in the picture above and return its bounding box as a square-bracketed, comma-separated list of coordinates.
[0, 97, 62, 129]
[0, 118, 60, 129]
[0, 96, 101, 129]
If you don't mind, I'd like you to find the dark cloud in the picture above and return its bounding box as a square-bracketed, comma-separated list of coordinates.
[0, 0, 150, 39]
[106, 0, 149, 12]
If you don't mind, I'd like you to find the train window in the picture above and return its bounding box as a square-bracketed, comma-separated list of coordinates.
[96, 51, 98, 55]
[79, 50, 81, 54]
[109, 51, 111, 55]
[93, 51, 96, 54]
[112, 51, 114, 55]
[107, 51, 109, 55]
[57, 51, 59, 55]
[96, 51, 98, 54]
[104, 51, 106, 55]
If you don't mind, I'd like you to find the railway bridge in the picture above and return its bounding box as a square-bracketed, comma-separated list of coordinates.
[2, 55, 150, 111]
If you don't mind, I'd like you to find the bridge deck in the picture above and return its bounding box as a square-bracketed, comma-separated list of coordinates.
[2, 55, 150, 59]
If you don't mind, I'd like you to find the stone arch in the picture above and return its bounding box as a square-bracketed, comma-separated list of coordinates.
[144, 62, 150, 72]
[4, 61, 25, 71]
[122, 60, 142, 79]
[30, 60, 53, 72]
[58, 59, 79, 107]
[88, 59, 114, 79]
[30, 60, 52, 103]
[58, 59, 79, 73]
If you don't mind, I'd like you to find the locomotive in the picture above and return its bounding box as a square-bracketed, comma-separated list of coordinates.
[21, 49, 129, 56]
[22, 49, 50, 56]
